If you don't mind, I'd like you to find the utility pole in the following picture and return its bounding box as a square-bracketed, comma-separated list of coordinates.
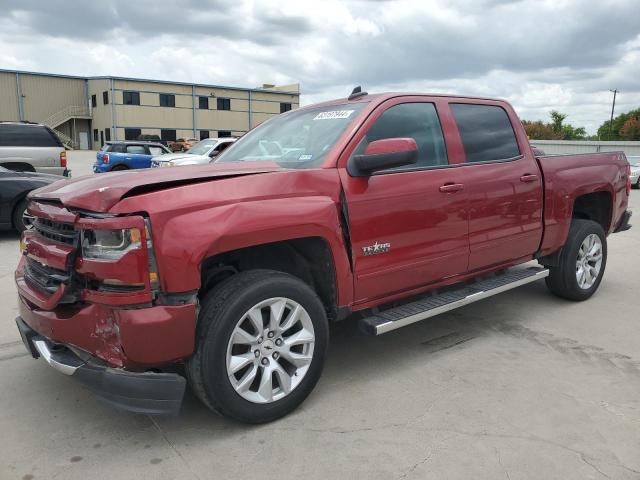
[609, 89, 618, 140]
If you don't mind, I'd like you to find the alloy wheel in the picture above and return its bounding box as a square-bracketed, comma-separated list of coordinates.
[226, 297, 315, 403]
[576, 233, 602, 289]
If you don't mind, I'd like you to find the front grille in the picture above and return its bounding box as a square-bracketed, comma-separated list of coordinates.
[24, 257, 70, 294]
[32, 217, 77, 245]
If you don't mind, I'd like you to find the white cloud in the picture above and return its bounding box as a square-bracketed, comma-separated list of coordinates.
[0, 0, 639, 133]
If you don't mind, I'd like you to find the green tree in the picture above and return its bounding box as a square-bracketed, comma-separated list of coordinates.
[596, 108, 640, 140]
[522, 120, 561, 140]
[522, 111, 586, 140]
[620, 116, 640, 140]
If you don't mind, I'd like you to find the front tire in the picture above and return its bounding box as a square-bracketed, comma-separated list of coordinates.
[186, 270, 329, 423]
[545, 219, 607, 301]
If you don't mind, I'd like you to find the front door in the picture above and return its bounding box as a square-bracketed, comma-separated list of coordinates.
[340, 99, 469, 304]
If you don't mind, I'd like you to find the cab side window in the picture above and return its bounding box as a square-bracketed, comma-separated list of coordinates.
[354, 102, 448, 171]
[450, 103, 520, 163]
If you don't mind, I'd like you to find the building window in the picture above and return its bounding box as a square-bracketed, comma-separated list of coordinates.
[123, 91, 140, 105]
[280, 102, 292, 113]
[161, 129, 177, 142]
[218, 130, 231, 138]
[104, 128, 111, 141]
[125, 128, 142, 140]
[93, 129, 98, 141]
[103, 91, 109, 105]
[217, 98, 231, 111]
[159, 93, 175, 107]
[91, 95, 97, 108]
[199, 96, 209, 109]
[200, 130, 210, 140]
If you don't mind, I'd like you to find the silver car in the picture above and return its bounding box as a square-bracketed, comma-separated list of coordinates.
[0, 122, 70, 176]
[151, 138, 236, 168]
[628, 156, 640, 188]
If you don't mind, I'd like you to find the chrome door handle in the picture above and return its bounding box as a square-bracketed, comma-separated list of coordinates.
[439, 183, 464, 193]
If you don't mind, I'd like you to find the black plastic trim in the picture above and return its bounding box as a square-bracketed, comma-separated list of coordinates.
[15, 317, 186, 415]
[613, 210, 632, 233]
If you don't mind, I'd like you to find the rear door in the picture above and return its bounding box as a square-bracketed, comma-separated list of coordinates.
[126, 145, 151, 169]
[447, 101, 543, 271]
[339, 98, 469, 304]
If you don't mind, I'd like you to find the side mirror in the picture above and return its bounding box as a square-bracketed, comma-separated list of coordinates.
[209, 150, 219, 158]
[348, 138, 418, 176]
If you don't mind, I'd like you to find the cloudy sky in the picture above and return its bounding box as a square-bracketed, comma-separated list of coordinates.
[1, 0, 639, 133]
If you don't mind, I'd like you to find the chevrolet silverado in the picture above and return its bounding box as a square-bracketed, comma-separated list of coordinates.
[15, 90, 632, 423]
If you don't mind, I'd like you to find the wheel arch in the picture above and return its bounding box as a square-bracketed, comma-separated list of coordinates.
[571, 190, 612, 233]
[200, 237, 342, 322]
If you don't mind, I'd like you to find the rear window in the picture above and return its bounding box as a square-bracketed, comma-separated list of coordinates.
[0, 124, 62, 147]
[451, 104, 520, 163]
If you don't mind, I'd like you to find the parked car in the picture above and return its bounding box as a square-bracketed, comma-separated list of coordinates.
[629, 156, 640, 188]
[0, 166, 61, 232]
[151, 138, 236, 167]
[137, 134, 161, 142]
[169, 138, 198, 152]
[93, 141, 171, 172]
[15, 91, 632, 423]
[0, 122, 70, 177]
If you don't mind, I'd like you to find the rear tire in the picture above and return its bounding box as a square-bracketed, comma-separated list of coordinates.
[186, 270, 328, 423]
[545, 219, 607, 301]
[110, 164, 129, 171]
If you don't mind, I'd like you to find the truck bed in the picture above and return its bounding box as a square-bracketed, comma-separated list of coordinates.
[536, 151, 629, 256]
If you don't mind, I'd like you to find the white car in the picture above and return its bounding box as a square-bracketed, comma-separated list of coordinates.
[629, 156, 640, 188]
[151, 138, 236, 167]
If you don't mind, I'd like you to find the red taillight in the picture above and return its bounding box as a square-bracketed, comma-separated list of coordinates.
[626, 164, 631, 195]
[60, 151, 67, 168]
[103, 153, 110, 164]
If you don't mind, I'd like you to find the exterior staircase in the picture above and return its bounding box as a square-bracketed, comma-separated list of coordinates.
[41, 105, 91, 150]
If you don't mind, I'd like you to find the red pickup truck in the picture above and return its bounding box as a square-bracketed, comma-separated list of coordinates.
[15, 91, 632, 423]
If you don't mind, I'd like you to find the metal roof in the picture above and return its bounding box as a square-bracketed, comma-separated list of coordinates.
[0, 68, 299, 96]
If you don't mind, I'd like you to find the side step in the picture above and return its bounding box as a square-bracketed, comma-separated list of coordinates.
[359, 266, 549, 335]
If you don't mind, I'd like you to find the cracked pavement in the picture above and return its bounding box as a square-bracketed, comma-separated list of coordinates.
[0, 152, 638, 479]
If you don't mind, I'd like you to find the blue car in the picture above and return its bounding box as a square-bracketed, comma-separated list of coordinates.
[94, 141, 171, 173]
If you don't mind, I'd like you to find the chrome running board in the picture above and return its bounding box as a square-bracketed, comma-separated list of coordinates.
[359, 266, 549, 335]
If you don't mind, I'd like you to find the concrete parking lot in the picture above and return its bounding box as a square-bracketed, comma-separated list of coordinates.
[1, 151, 638, 479]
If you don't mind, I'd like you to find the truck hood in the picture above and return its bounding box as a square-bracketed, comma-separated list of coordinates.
[29, 161, 283, 212]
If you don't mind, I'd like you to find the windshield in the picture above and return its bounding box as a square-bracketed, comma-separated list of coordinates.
[216, 103, 367, 168]
[187, 140, 216, 155]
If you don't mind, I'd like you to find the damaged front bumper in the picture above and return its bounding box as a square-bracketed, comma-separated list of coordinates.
[16, 317, 186, 415]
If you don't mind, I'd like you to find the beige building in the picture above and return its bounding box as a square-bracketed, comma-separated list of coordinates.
[0, 69, 300, 149]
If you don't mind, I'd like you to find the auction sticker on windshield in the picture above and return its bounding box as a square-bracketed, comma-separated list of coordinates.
[314, 110, 354, 120]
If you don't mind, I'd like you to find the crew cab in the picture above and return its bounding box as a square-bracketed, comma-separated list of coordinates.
[14, 91, 632, 423]
[94, 141, 170, 172]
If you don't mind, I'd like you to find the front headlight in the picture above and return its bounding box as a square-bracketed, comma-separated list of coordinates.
[81, 228, 142, 260]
